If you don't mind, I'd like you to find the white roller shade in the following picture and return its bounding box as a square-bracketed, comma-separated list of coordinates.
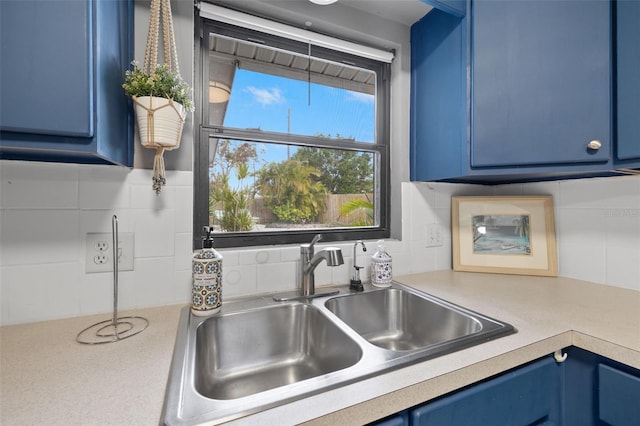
[199, 3, 395, 63]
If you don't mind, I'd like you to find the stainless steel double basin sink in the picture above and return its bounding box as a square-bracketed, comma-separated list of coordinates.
[162, 282, 516, 425]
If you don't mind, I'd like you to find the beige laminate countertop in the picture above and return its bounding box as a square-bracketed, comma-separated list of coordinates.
[1, 270, 639, 425]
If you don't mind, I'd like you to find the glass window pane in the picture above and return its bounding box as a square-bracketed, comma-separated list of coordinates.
[208, 138, 376, 233]
[223, 69, 374, 142]
[197, 22, 389, 247]
[207, 35, 376, 143]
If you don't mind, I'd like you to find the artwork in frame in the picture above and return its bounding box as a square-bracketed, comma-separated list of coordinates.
[452, 196, 558, 277]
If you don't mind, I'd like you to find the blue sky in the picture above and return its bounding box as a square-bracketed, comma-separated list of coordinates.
[224, 69, 375, 143]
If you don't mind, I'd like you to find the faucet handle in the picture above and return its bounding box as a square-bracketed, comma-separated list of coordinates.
[309, 234, 322, 248]
[301, 233, 323, 255]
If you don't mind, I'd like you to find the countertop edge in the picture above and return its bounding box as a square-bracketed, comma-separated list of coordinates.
[301, 330, 640, 426]
[301, 332, 574, 425]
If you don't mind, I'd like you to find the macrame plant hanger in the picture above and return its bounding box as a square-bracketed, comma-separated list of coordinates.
[137, 0, 185, 194]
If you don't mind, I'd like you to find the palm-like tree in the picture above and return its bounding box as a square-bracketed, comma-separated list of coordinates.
[210, 162, 254, 232]
[257, 160, 327, 224]
[339, 198, 374, 226]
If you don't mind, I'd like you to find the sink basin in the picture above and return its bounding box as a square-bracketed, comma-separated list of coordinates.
[162, 283, 516, 425]
[325, 288, 482, 351]
[194, 303, 362, 400]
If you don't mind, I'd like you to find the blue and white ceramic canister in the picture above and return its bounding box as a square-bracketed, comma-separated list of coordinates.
[371, 240, 392, 287]
[192, 227, 223, 316]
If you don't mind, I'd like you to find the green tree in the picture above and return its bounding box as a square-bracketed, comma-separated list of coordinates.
[211, 139, 258, 181]
[256, 160, 327, 224]
[292, 145, 373, 194]
[209, 167, 254, 232]
[209, 140, 258, 231]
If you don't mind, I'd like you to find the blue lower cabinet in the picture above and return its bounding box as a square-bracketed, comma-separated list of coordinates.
[367, 348, 640, 425]
[598, 364, 640, 426]
[370, 410, 409, 426]
[411, 357, 561, 426]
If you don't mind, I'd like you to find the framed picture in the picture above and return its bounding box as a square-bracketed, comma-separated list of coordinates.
[452, 196, 557, 276]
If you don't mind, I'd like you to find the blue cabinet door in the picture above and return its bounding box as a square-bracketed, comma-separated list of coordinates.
[0, 0, 133, 166]
[471, 0, 611, 168]
[615, 0, 640, 165]
[598, 364, 640, 426]
[369, 410, 409, 426]
[410, 9, 466, 181]
[1, 1, 94, 137]
[411, 356, 562, 425]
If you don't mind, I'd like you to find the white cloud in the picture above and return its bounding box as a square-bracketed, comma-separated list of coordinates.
[246, 86, 285, 105]
[346, 91, 374, 104]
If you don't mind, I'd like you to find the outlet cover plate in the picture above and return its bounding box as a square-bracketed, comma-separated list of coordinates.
[85, 233, 134, 273]
[425, 223, 443, 247]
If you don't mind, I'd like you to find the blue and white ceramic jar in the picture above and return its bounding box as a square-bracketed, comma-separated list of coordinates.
[371, 240, 392, 287]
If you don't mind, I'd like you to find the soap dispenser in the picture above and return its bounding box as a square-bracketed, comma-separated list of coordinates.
[371, 240, 392, 287]
[191, 226, 223, 316]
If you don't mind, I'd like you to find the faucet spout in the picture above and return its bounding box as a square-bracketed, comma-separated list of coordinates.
[273, 235, 344, 302]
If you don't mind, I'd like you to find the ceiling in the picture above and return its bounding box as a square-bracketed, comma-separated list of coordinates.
[210, 35, 376, 95]
[209, 0, 432, 28]
[339, 0, 432, 26]
[206, 0, 433, 95]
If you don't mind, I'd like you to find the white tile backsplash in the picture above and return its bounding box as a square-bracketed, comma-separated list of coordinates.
[78, 166, 132, 210]
[604, 175, 640, 209]
[1, 209, 80, 265]
[256, 262, 297, 293]
[133, 208, 176, 258]
[2, 262, 80, 323]
[558, 178, 606, 209]
[1, 160, 639, 324]
[0, 162, 79, 209]
[223, 264, 257, 297]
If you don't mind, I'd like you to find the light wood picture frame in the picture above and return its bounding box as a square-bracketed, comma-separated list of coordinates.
[452, 196, 558, 276]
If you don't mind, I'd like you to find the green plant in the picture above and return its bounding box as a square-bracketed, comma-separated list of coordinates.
[257, 160, 327, 224]
[339, 198, 374, 226]
[122, 62, 193, 111]
[293, 146, 373, 194]
[210, 164, 255, 232]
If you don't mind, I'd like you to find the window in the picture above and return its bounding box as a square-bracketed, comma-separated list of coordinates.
[194, 13, 391, 248]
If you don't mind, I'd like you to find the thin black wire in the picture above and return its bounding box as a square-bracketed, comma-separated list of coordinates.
[308, 42, 311, 106]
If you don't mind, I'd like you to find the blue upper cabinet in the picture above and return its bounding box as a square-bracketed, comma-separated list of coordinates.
[411, 8, 467, 182]
[411, 0, 640, 183]
[616, 0, 640, 166]
[0, 0, 133, 166]
[471, 0, 611, 169]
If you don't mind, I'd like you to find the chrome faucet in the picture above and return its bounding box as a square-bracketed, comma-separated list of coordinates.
[273, 234, 343, 301]
[300, 234, 344, 296]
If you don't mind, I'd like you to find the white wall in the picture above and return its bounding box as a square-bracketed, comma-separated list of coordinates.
[1, 161, 638, 325]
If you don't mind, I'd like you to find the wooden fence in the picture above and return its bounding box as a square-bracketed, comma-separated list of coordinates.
[250, 193, 369, 225]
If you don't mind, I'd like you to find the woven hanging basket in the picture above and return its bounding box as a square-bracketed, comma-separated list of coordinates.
[134, 96, 185, 149]
[135, 0, 187, 194]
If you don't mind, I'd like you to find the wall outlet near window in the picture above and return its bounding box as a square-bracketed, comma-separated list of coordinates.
[425, 223, 443, 247]
[85, 233, 134, 273]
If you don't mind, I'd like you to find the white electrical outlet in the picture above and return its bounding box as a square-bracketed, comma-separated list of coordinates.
[85, 233, 135, 273]
[425, 223, 443, 247]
